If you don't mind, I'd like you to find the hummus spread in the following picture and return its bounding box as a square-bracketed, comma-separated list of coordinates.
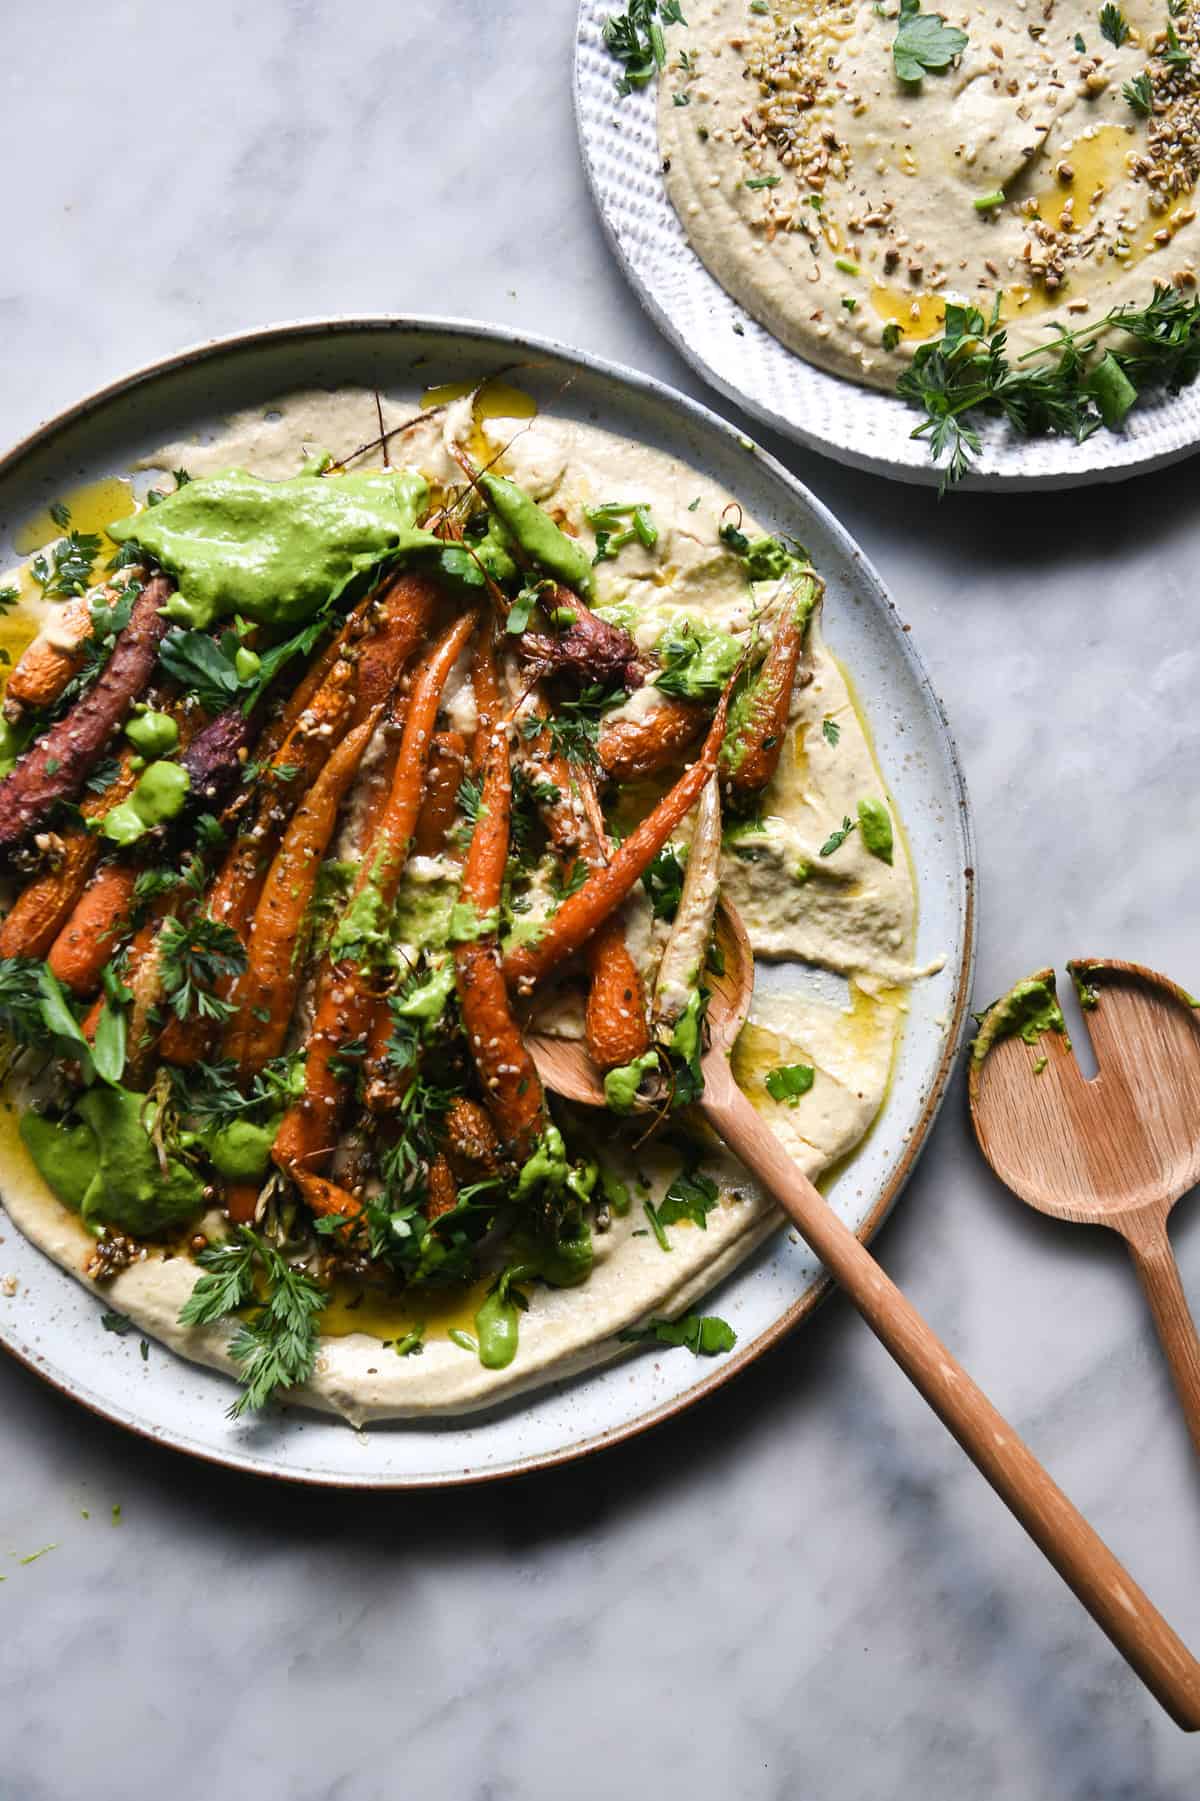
[658, 0, 1200, 387]
[0, 386, 928, 1422]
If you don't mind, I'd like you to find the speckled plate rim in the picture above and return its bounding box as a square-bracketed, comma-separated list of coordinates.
[0, 314, 976, 1487]
[574, 0, 1200, 492]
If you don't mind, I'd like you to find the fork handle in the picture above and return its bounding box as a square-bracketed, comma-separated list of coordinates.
[702, 1071, 1200, 1731]
[1119, 1208, 1200, 1463]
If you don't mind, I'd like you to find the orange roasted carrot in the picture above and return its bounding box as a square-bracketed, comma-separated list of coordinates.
[522, 732, 650, 1072]
[443, 1096, 501, 1180]
[158, 651, 361, 1066]
[348, 571, 438, 728]
[469, 624, 503, 771]
[453, 722, 544, 1160]
[504, 682, 735, 996]
[81, 915, 159, 1056]
[46, 862, 139, 997]
[412, 729, 466, 858]
[584, 917, 649, 1071]
[225, 1184, 261, 1226]
[225, 712, 380, 1075]
[272, 610, 479, 1180]
[597, 696, 708, 782]
[424, 1154, 458, 1221]
[720, 584, 816, 801]
[4, 579, 140, 715]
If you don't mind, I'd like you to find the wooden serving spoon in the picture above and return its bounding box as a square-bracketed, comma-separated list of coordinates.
[528, 909, 1200, 1729]
[969, 959, 1200, 1462]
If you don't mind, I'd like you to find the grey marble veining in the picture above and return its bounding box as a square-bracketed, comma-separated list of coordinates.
[1, 2, 1199, 1796]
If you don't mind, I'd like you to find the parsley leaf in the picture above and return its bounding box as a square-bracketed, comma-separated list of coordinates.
[892, 0, 968, 82]
[657, 1166, 719, 1231]
[603, 0, 667, 95]
[764, 1062, 815, 1105]
[30, 530, 102, 601]
[822, 717, 840, 747]
[1099, 4, 1129, 48]
[641, 844, 686, 919]
[158, 628, 246, 714]
[1123, 69, 1154, 113]
[521, 684, 625, 767]
[620, 1312, 736, 1355]
[158, 915, 248, 1023]
[819, 815, 857, 857]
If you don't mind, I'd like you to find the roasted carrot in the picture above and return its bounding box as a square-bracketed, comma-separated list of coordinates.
[0, 573, 174, 855]
[272, 610, 479, 1180]
[424, 1153, 458, 1221]
[597, 695, 708, 782]
[294, 1171, 364, 1232]
[469, 625, 504, 771]
[453, 723, 545, 1161]
[80, 915, 161, 1071]
[503, 682, 735, 996]
[443, 1096, 501, 1180]
[225, 712, 380, 1075]
[584, 917, 649, 1071]
[348, 571, 438, 728]
[522, 733, 650, 1072]
[720, 577, 817, 802]
[226, 1184, 261, 1226]
[158, 649, 361, 1066]
[412, 729, 466, 858]
[4, 579, 140, 715]
[0, 767, 136, 960]
[46, 862, 139, 997]
[518, 699, 592, 861]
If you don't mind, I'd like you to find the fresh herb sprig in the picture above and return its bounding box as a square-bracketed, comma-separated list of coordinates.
[178, 1227, 327, 1416]
[603, 1, 686, 94]
[520, 683, 626, 767]
[159, 915, 248, 1023]
[30, 528, 102, 601]
[897, 286, 1200, 490]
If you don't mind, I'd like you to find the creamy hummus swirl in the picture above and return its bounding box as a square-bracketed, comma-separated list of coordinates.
[658, 0, 1199, 387]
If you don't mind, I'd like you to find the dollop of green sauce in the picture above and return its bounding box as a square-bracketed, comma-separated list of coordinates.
[478, 473, 594, 597]
[603, 1050, 658, 1114]
[391, 870, 462, 952]
[857, 796, 894, 866]
[515, 1123, 570, 1199]
[101, 760, 190, 845]
[447, 898, 500, 944]
[392, 959, 457, 1026]
[22, 1085, 205, 1235]
[208, 1118, 275, 1183]
[474, 1280, 524, 1370]
[670, 992, 704, 1067]
[328, 861, 393, 964]
[655, 616, 741, 702]
[971, 974, 1068, 1064]
[108, 468, 438, 630]
[124, 709, 179, 758]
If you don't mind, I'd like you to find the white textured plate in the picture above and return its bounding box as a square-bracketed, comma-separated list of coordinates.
[0, 317, 974, 1486]
[575, 1, 1200, 491]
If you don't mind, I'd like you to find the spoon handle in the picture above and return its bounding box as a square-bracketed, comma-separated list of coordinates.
[702, 1072, 1200, 1731]
[1119, 1209, 1200, 1462]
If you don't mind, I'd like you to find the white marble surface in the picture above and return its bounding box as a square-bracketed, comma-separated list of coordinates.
[1, 2, 1198, 1795]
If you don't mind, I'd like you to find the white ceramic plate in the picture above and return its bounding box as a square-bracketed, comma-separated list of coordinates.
[0, 317, 974, 1486]
[575, 2, 1200, 491]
